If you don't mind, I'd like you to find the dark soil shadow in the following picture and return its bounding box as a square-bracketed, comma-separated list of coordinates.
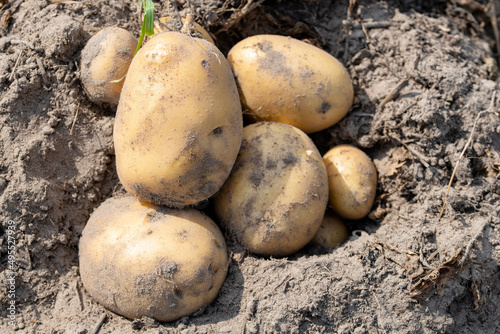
[210, 0, 341, 55]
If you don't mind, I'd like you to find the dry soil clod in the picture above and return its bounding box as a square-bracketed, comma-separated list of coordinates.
[459, 205, 500, 267]
[410, 204, 499, 300]
[439, 91, 498, 219]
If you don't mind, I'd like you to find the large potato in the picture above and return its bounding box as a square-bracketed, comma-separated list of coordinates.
[79, 196, 228, 322]
[80, 27, 137, 105]
[227, 34, 353, 133]
[323, 145, 377, 220]
[214, 122, 329, 257]
[114, 32, 243, 207]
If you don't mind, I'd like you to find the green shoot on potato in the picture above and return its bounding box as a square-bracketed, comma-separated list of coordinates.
[110, 0, 154, 84]
[135, 0, 155, 55]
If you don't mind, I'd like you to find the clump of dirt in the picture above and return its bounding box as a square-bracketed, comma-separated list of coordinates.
[0, 0, 499, 333]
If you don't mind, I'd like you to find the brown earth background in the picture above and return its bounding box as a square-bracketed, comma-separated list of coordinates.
[0, 0, 500, 333]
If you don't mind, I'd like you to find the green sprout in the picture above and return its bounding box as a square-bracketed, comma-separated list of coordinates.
[135, 0, 155, 55]
[110, 0, 154, 84]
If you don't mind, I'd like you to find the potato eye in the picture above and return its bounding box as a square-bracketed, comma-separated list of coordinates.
[174, 289, 183, 299]
[211, 127, 223, 136]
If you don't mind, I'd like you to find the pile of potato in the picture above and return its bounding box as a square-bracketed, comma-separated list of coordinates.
[78, 19, 377, 322]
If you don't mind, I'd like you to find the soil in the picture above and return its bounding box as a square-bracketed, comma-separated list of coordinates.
[1, 0, 499, 333]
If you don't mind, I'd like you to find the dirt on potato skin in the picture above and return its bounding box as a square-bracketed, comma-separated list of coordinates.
[0, 1, 499, 334]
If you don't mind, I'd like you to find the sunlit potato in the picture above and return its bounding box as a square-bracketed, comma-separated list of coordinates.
[312, 210, 348, 248]
[114, 31, 243, 207]
[323, 145, 377, 220]
[79, 196, 228, 322]
[80, 27, 137, 105]
[214, 122, 329, 257]
[227, 34, 353, 133]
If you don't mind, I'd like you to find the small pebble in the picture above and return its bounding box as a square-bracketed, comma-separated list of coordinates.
[42, 126, 55, 135]
[48, 118, 59, 128]
[103, 122, 113, 136]
[58, 234, 68, 244]
[76, 326, 87, 334]
[86, 190, 97, 201]
[400, 22, 411, 31]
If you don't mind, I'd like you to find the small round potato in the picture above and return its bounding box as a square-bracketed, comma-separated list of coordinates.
[227, 34, 354, 133]
[214, 122, 329, 257]
[323, 145, 377, 220]
[312, 210, 348, 248]
[80, 27, 137, 105]
[79, 196, 228, 322]
[114, 31, 243, 207]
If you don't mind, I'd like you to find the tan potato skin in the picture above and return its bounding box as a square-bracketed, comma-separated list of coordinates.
[312, 210, 348, 248]
[214, 122, 329, 257]
[227, 34, 353, 133]
[79, 196, 228, 322]
[185, 21, 215, 44]
[114, 32, 243, 207]
[80, 27, 137, 105]
[323, 145, 377, 220]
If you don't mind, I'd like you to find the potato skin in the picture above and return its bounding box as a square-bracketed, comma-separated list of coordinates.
[323, 145, 377, 220]
[114, 32, 243, 207]
[79, 196, 228, 322]
[80, 27, 137, 105]
[185, 20, 215, 44]
[227, 34, 353, 133]
[312, 210, 348, 248]
[214, 122, 329, 257]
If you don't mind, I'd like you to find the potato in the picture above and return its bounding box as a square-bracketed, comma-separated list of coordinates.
[80, 27, 137, 105]
[227, 34, 353, 133]
[312, 210, 348, 248]
[114, 31, 243, 207]
[79, 196, 228, 322]
[323, 145, 377, 220]
[213, 122, 329, 257]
